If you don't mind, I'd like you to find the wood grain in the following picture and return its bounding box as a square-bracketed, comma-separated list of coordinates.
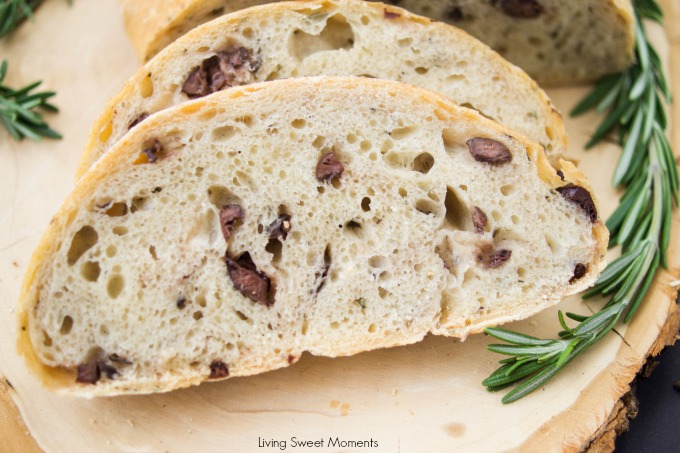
[0, 378, 41, 453]
[0, 1, 678, 452]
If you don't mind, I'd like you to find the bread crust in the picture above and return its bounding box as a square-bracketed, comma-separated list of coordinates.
[83, 0, 566, 177]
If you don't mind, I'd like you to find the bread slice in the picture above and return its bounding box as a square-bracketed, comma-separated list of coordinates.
[80, 0, 566, 178]
[18, 77, 608, 396]
[121, 0, 635, 85]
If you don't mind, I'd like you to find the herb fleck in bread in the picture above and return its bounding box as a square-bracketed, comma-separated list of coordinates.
[120, 0, 635, 85]
[19, 77, 608, 396]
[81, 0, 565, 178]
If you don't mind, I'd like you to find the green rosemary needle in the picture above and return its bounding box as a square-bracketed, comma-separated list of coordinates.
[482, 0, 677, 404]
[0, 0, 43, 38]
[0, 60, 61, 140]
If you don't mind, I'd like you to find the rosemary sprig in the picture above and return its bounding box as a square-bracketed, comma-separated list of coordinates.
[0, 0, 43, 38]
[482, 0, 677, 404]
[0, 60, 61, 140]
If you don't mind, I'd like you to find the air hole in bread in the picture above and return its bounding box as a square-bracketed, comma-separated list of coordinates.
[428, 191, 440, 202]
[196, 294, 207, 308]
[234, 170, 255, 189]
[301, 318, 309, 335]
[368, 256, 388, 269]
[81, 261, 101, 282]
[462, 267, 478, 288]
[42, 330, 52, 347]
[500, 184, 517, 197]
[266, 238, 283, 263]
[140, 73, 153, 99]
[398, 187, 408, 198]
[265, 70, 281, 81]
[438, 291, 455, 325]
[113, 226, 128, 236]
[390, 126, 417, 140]
[344, 220, 363, 238]
[59, 316, 73, 335]
[415, 67, 429, 75]
[416, 198, 440, 217]
[212, 125, 238, 141]
[106, 246, 117, 258]
[435, 237, 455, 275]
[380, 139, 393, 155]
[107, 275, 125, 299]
[130, 196, 151, 213]
[149, 245, 158, 260]
[291, 119, 307, 129]
[242, 27, 254, 39]
[100, 202, 128, 217]
[234, 310, 249, 322]
[66, 226, 98, 266]
[412, 152, 434, 174]
[289, 14, 355, 61]
[443, 186, 471, 231]
[368, 323, 377, 333]
[378, 287, 388, 299]
[447, 74, 465, 82]
[235, 115, 254, 127]
[397, 37, 413, 47]
[361, 197, 371, 212]
[312, 135, 325, 149]
[442, 128, 465, 153]
[360, 140, 372, 152]
[193, 311, 203, 321]
[207, 185, 242, 210]
[384, 151, 409, 170]
[492, 228, 523, 244]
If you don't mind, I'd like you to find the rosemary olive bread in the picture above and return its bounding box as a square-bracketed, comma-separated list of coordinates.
[19, 77, 608, 396]
[80, 0, 566, 178]
[120, 0, 635, 85]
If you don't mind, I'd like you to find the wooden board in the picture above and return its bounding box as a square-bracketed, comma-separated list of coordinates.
[0, 1, 678, 451]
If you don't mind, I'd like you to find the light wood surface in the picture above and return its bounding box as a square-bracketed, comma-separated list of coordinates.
[0, 1, 678, 451]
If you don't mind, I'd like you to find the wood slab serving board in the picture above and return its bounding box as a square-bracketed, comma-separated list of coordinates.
[1, 1, 679, 451]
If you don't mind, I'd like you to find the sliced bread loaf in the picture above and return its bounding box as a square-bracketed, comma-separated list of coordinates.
[19, 77, 608, 396]
[80, 0, 565, 178]
[121, 0, 635, 85]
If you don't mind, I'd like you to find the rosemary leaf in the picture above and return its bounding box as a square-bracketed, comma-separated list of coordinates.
[0, 60, 61, 141]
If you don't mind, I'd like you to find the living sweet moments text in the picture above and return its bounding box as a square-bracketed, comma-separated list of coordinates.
[258, 437, 379, 450]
